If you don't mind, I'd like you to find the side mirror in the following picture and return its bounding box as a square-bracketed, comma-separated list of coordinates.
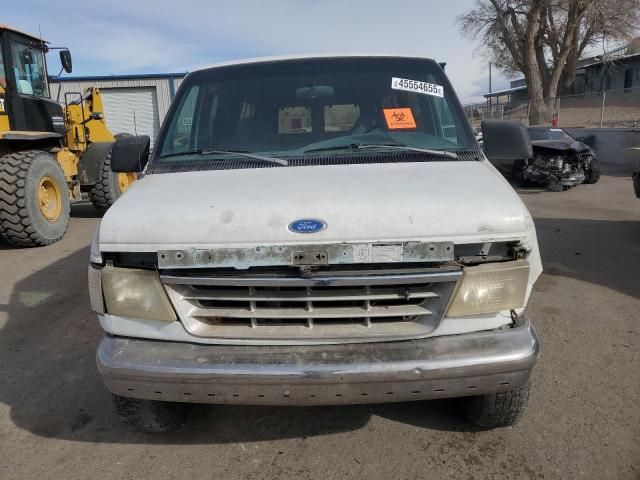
[59, 50, 73, 74]
[111, 135, 151, 173]
[481, 120, 532, 160]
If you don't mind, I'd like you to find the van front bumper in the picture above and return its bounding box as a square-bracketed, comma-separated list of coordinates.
[97, 321, 539, 406]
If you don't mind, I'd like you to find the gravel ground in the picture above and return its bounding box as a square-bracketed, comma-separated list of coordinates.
[0, 169, 638, 480]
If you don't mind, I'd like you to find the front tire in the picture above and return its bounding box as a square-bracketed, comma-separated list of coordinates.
[584, 157, 601, 184]
[88, 150, 136, 214]
[0, 150, 70, 247]
[113, 395, 188, 433]
[460, 382, 531, 428]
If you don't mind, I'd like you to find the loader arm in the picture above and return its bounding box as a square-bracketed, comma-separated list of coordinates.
[64, 87, 115, 154]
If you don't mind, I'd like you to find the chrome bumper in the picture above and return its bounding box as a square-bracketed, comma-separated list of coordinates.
[97, 321, 539, 406]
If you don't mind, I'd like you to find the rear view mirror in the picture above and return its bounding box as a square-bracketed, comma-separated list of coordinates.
[295, 85, 334, 99]
[59, 49, 73, 74]
[111, 135, 151, 173]
[481, 120, 532, 160]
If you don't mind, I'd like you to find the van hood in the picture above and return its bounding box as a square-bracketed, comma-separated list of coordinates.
[99, 161, 533, 252]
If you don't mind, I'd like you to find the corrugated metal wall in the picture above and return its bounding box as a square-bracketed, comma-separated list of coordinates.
[49, 76, 183, 120]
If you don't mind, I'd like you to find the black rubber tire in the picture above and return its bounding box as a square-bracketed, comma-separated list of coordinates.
[0, 150, 70, 247]
[87, 149, 122, 214]
[585, 157, 601, 184]
[633, 173, 640, 199]
[547, 179, 564, 192]
[460, 381, 530, 429]
[113, 395, 188, 433]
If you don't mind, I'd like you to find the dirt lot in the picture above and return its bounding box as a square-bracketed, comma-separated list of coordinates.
[1, 169, 638, 480]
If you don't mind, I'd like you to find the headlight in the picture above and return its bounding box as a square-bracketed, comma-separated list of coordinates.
[446, 260, 529, 317]
[101, 266, 177, 322]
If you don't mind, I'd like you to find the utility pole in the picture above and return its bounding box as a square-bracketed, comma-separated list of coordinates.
[489, 62, 492, 94]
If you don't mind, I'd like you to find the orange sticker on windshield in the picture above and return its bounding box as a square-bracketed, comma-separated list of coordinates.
[383, 108, 417, 130]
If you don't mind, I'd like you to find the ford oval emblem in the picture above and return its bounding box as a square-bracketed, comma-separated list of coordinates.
[288, 219, 326, 234]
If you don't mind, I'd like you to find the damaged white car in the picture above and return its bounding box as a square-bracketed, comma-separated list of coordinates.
[89, 55, 542, 432]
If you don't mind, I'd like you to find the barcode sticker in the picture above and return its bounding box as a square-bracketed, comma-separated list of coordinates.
[391, 77, 444, 97]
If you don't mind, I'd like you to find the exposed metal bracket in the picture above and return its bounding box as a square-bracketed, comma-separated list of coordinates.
[158, 241, 454, 269]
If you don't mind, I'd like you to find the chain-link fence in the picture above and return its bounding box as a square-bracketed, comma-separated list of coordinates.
[464, 86, 640, 129]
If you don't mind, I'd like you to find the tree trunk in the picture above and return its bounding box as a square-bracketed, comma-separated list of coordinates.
[559, 50, 580, 94]
[524, 69, 548, 125]
[528, 96, 549, 125]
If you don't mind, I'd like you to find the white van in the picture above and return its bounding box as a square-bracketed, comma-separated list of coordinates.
[89, 55, 541, 432]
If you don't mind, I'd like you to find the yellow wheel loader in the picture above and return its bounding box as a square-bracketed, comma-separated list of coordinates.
[0, 25, 136, 247]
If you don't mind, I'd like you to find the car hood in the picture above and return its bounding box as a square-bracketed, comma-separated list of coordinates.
[531, 139, 591, 153]
[99, 161, 534, 251]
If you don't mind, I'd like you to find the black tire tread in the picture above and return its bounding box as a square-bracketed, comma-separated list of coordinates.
[462, 382, 530, 429]
[585, 157, 601, 184]
[88, 151, 116, 214]
[113, 395, 187, 433]
[0, 150, 69, 247]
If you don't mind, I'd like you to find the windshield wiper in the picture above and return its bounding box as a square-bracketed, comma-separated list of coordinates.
[304, 143, 458, 159]
[160, 149, 288, 166]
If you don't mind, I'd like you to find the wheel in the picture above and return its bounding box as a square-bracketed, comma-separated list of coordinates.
[0, 150, 70, 247]
[460, 381, 530, 428]
[547, 179, 564, 192]
[584, 157, 601, 184]
[88, 149, 137, 214]
[112, 395, 188, 433]
[633, 173, 640, 198]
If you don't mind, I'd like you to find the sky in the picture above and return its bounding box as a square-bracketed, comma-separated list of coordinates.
[5, 0, 512, 104]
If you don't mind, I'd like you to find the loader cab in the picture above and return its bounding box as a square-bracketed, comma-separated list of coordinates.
[0, 26, 65, 135]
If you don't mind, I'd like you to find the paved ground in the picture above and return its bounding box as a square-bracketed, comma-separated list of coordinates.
[1, 168, 638, 480]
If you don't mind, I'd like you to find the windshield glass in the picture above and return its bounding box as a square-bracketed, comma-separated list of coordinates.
[156, 57, 474, 162]
[527, 128, 574, 142]
[10, 42, 49, 97]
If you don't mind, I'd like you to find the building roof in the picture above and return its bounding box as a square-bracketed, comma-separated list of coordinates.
[50, 72, 188, 82]
[51, 55, 440, 83]
[578, 51, 640, 69]
[483, 85, 527, 98]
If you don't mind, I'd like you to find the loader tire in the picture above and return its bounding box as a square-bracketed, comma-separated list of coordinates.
[113, 395, 188, 433]
[584, 157, 601, 184]
[0, 150, 70, 247]
[88, 150, 135, 214]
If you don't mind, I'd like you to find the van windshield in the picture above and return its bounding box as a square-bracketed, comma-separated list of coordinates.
[156, 57, 475, 164]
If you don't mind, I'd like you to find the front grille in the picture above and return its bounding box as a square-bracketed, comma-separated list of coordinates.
[162, 268, 461, 344]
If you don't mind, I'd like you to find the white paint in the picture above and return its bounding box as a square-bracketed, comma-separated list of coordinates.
[100, 160, 534, 250]
[97, 155, 544, 342]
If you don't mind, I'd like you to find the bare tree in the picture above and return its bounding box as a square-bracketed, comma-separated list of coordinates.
[458, 0, 640, 124]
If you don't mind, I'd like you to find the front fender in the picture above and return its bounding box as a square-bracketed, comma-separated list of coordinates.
[78, 141, 113, 186]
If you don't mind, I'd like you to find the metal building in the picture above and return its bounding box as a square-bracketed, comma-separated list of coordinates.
[49, 73, 187, 143]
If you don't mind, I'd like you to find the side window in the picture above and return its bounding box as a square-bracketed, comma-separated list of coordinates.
[433, 97, 458, 143]
[163, 85, 200, 154]
[10, 42, 48, 97]
[0, 47, 6, 89]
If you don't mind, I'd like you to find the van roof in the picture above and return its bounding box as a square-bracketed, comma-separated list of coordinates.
[197, 53, 437, 72]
